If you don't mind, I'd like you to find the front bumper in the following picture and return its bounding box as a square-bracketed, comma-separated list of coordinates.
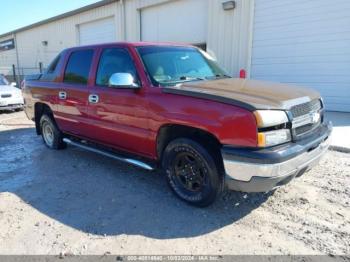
[0, 104, 24, 110]
[0, 96, 24, 111]
[222, 121, 332, 192]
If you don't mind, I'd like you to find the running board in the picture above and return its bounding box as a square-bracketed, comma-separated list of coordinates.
[63, 138, 155, 171]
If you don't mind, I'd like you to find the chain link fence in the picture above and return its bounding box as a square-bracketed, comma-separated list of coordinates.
[0, 63, 45, 86]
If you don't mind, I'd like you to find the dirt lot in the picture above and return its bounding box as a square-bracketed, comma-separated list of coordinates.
[0, 111, 349, 255]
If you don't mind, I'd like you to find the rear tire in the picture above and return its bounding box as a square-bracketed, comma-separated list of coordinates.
[162, 138, 222, 207]
[40, 114, 66, 149]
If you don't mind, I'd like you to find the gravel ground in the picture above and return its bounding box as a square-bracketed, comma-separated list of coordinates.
[0, 111, 349, 255]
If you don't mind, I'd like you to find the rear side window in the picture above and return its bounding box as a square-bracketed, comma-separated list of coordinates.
[40, 53, 64, 82]
[64, 50, 94, 85]
[47, 55, 61, 74]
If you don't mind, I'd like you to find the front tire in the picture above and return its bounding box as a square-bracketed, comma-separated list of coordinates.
[162, 138, 222, 207]
[40, 114, 66, 149]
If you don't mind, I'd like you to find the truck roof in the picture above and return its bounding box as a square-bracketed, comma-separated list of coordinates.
[65, 41, 193, 52]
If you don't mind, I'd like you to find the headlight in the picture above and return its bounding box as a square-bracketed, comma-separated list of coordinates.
[254, 110, 289, 128]
[258, 129, 291, 147]
[254, 110, 291, 147]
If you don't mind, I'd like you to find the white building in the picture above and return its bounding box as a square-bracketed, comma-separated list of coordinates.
[0, 0, 349, 112]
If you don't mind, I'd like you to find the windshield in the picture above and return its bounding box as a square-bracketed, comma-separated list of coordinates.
[137, 46, 229, 86]
[0, 75, 9, 86]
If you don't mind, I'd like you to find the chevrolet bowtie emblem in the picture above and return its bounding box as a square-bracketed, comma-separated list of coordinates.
[312, 112, 320, 123]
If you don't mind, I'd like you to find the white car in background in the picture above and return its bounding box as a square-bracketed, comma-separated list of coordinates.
[0, 75, 24, 111]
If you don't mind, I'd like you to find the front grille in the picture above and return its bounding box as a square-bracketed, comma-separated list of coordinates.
[295, 124, 315, 136]
[291, 99, 322, 138]
[291, 99, 321, 118]
[1, 94, 12, 98]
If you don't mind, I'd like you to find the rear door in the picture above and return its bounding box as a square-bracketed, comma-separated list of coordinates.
[86, 46, 153, 157]
[54, 49, 95, 137]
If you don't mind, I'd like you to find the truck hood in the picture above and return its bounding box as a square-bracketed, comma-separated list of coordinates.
[164, 78, 321, 111]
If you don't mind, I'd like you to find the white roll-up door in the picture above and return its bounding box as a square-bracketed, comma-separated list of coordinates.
[141, 0, 208, 45]
[78, 17, 116, 46]
[251, 0, 350, 112]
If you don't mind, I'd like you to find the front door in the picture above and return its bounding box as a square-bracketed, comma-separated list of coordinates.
[87, 47, 153, 158]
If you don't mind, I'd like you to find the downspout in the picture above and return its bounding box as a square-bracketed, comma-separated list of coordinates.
[246, 0, 255, 79]
[13, 32, 21, 84]
[120, 0, 127, 40]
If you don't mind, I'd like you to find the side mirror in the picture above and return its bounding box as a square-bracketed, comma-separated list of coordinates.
[108, 73, 139, 89]
[11, 82, 17, 87]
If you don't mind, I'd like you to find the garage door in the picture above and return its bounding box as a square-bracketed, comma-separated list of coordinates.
[251, 0, 350, 112]
[141, 0, 208, 45]
[78, 17, 116, 45]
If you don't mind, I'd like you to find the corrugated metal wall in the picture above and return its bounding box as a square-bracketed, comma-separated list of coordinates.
[140, 0, 209, 43]
[251, 0, 350, 112]
[124, 0, 253, 76]
[0, 1, 121, 71]
[0, 0, 253, 77]
[207, 0, 253, 76]
[124, 0, 174, 42]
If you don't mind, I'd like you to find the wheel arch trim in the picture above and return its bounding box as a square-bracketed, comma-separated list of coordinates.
[156, 123, 222, 160]
[34, 102, 53, 135]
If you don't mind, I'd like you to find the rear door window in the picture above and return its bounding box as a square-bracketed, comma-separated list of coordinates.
[64, 50, 94, 85]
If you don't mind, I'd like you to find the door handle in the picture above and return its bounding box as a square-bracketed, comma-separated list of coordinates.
[89, 94, 99, 104]
[58, 91, 67, 100]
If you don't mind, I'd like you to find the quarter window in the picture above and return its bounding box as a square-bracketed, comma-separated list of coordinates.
[96, 48, 138, 86]
[64, 50, 94, 85]
[47, 55, 61, 74]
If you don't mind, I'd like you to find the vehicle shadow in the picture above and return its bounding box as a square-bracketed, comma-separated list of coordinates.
[1, 127, 272, 239]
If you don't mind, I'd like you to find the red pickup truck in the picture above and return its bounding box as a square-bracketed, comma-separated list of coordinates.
[23, 42, 332, 207]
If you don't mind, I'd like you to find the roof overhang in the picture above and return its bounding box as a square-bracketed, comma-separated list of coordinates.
[0, 0, 119, 39]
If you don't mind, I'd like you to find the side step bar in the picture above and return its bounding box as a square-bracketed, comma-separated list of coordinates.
[63, 138, 155, 171]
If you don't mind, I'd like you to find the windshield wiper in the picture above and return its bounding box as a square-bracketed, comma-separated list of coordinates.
[218, 74, 231, 78]
[159, 75, 230, 85]
[158, 76, 210, 86]
[160, 76, 205, 85]
[178, 76, 205, 81]
[205, 74, 231, 80]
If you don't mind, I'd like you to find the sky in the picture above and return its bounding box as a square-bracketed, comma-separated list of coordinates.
[0, 0, 100, 35]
